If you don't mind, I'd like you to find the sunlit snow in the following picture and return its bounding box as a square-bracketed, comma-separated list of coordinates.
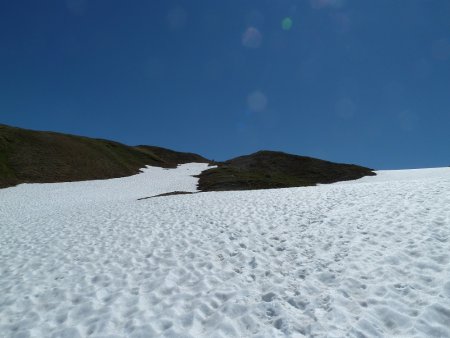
[1, 164, 449, 337]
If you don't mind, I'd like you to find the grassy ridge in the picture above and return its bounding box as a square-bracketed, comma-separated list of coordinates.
[0, 124, 375, 190]
[197, 151, 375, 191]
[0, 124, 208, 188]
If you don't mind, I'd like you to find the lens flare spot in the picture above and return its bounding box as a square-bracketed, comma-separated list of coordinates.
[66, 0, 86, 15]
[247, 91, 268, 112]
[242, 27, 263, 49]
[398, 110, 419, 132]
[432, 39, 450, 60]
[311, 0, 346, 9]
[282, 17, 293, 31]
[167, 6, 188, 31]
[336, 98, 356, 119]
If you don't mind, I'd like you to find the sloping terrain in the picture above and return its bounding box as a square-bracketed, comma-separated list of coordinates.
[0, 124, 208, 188]
[1, 166, 449, 337]
[197, 150, 375, 191]
[0, 125, 375, 191]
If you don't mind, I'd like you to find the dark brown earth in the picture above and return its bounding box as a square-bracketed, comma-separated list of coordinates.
[197, 151, 375, 191]
[137, 191, 195, 200]
[0, 124, 375, 191]
[0, 124, 208, 189]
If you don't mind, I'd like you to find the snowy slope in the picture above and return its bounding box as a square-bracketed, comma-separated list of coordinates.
[1, 165, 449, 337]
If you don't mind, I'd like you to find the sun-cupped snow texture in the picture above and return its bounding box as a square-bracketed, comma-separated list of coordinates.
[1, 165, 450, 337]
[0, 163, 209, 205]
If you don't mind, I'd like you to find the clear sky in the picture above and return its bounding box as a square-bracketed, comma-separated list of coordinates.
[1, 0, 449, 169]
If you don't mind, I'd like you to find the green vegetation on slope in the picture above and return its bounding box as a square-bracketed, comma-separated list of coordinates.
[0, 124, 208, 188]
[0, 124, 375, 191]
[197, 151, 375, 191]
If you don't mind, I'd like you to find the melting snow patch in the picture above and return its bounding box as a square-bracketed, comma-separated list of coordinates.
[1, 166, 450, 337]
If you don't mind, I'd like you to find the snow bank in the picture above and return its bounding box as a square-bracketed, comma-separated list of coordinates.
[1, 165, 449, 337]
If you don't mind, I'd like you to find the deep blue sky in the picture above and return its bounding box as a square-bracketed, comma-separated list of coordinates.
[1, 0, 449, 169]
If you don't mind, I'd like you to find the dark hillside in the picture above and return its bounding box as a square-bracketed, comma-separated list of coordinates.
[0, 124, 208, 188]
[0, 125, 375, 191]
[136, 145, 207, 166]
[197, 150, 375, 191]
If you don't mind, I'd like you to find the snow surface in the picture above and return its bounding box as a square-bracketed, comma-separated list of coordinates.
[1, 164, 450, 337]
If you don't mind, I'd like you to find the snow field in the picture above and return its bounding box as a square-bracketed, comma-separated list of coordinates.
[1, 164, 450, 337]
